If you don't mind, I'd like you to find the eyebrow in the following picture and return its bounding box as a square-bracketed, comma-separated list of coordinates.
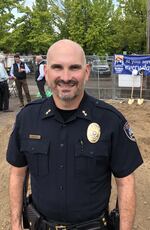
[50, 64, 82, 70]
[50, 64, 63, 69]
[69, 64, 82, 70]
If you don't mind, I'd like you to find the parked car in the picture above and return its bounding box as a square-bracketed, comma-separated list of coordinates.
[106, 56, 114, 66]
[92, 59, 111, 75]
[86, 55, 111, 77]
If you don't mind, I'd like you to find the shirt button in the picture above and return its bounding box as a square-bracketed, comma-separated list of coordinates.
[59, 186, 63, 190]
[60, 165, 64, 169]
[60, 143, 64, 147]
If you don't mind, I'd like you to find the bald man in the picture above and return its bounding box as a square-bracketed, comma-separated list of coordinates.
[35, 55, 46, 98]
[7, 39, 143, 230]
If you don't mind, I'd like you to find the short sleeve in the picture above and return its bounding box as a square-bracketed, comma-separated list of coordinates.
[110, 118, 143, 178]
[6, 115, 27, 167]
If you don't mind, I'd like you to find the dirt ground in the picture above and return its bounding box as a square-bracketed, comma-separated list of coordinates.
[0, 95, 150, 230]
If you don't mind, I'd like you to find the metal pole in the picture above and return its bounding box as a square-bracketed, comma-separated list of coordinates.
[98, 69, 100, 99]
[147, 0, 150, 53]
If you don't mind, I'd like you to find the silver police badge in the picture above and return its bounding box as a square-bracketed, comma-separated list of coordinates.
[87, 123, 101, 143]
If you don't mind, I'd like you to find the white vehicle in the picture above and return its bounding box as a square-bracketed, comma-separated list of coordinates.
[92, 59, 111, 75]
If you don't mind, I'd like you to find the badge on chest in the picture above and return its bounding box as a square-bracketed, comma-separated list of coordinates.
[87, 123, 101, 143]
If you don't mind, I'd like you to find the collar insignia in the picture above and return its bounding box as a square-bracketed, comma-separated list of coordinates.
[82, 110, 87, 116]
[45, 109, 51, 115]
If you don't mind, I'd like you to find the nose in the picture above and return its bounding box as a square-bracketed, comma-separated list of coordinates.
[61, 69, 71, 81]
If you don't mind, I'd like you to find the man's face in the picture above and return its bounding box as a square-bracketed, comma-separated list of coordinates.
[35, 56, 41, 64]
[45, 44, 90, 106]
[15, 57, 20, 63]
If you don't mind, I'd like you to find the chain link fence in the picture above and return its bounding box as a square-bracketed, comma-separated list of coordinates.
[85, 55, 150, 100]
[4, 54, 150, 100]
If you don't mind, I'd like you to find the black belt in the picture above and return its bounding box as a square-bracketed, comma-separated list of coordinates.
[42, 212, 108, 230]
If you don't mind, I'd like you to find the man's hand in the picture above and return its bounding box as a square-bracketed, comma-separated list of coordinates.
[19, 68, 25, 72]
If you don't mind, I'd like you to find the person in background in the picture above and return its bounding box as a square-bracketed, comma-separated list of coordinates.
[10, 54, 31, 107]
[0, 55, 13, 112]
[7, 39, 143, 230]
[35, 55, 46, 98]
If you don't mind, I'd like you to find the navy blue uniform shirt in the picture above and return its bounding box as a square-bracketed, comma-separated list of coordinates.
[6, 92, 143, 223]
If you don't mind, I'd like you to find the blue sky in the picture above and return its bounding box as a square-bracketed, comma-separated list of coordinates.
[25, 0, 35, 7]
[18, 0, 118, 8]
[13, 0, 118, 18]
[12, 0, 35, 17]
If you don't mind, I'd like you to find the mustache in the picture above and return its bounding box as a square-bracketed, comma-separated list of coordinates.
[55, 79, 78, 87]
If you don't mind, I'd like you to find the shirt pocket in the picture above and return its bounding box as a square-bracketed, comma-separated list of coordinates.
[20, 139, 50, 176]
[74, 140, 110, 179]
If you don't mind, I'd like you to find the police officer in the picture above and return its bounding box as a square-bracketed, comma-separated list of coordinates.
[7, 39, 143, 230]
[35, 55, 46, 98]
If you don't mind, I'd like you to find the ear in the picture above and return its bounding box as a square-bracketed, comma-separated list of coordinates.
[85, 64, 91, 81]
[44, 64, 48, 81]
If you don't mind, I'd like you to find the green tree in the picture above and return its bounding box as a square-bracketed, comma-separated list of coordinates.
[62, 0, 93, 52]
[9, 0, 55, 54]
[86, 0, 115, 55]
[107, 4, 126, 54]
[28, 0, 54, 54]
[0, 0, 24, 52]
[109, 0, 147, 54]
[51, 0, 115, 55]
[123, 0, 147, 53]
[0, 0, 147, 55]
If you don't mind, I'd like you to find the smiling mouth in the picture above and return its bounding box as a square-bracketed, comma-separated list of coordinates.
[55, 79, 78, 87]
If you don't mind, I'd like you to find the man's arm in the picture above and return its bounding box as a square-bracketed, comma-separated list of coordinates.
[115, 173, 136, 230]
[9, 165, 27, 230]
[37, 64, 45, 81]
[10, 65, 15, 78]
[24, 63, 30, 74]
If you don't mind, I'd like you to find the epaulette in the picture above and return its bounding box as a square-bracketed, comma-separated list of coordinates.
[24, 98, 48, 108]
[94, 99, 126, 122]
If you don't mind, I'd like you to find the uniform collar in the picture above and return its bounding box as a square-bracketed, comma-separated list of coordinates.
[76, 92, 92, 121]
[41, 92, 93, 122]
[41, 97, 58, 119]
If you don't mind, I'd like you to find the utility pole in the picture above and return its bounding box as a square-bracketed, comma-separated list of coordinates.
[147, 0, 150, 53]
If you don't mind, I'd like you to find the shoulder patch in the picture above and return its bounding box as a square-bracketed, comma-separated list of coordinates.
[123, 122, 136, 142]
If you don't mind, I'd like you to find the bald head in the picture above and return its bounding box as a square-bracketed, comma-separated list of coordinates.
[47, 39, 86, 66]
[35, 55, 43, 63]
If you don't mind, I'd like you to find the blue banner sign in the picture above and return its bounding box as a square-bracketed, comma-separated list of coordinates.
[113, 55, 150, 76]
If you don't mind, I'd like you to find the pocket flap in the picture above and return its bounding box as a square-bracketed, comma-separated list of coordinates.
[75, 140, 109, 158]
[21, 139, 50, 154]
